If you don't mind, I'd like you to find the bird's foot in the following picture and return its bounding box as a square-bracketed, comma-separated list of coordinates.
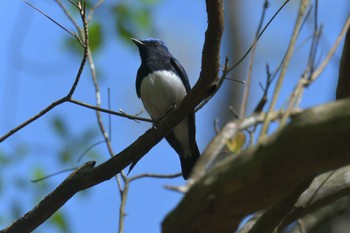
[153, 102, 178, 129]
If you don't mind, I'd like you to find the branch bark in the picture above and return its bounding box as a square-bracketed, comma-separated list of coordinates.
[275, 165, 350, 231]
[162, 99, 350, 233]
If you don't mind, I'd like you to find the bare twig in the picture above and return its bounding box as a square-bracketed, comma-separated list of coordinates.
[31, 167, 77, 183]
[68, 99, 152, 122]
[0, 1, 87, 146]
[129, 172, 182, 182]
[54, 0, 82, 34]
[24, 0, 84, 46]
[77, 140, 105, 162]
[260, 0, 309, 138]
[227, 0, 291, 73]
[281, 16, 350, 124]
[118, 179, 129, 233]
[187, 110, 287, 189]
[240, 0, 269, 117]
[195, 56, 229, 113]
[87, 0, 105, 22]
[253, 64, 273, 113]
[310, 17, 350, 82]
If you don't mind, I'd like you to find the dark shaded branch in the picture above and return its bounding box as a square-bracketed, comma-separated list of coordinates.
[239, 166, 350, 233]
[336, 21, 350, 99]
[162, 99, 350, 233]
[289, 197, 350, 233]
[248, 179, 313, 233]
[275, 165, 350, 231]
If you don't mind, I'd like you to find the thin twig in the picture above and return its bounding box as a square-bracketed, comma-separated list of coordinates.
[310, 17, 350, 82]
[280, 16, 350, 124]
[279, 6, 319, 126]
[260, 0, 309, 138]
[195, 57, 229, 112]
[118, 180, 129, 233]
[77, 140, 105, 162]
[67, 0, 80, 9]
[227, 0, 291, 73]
[240, 0, 269, 118]
[0, 1, 88, 143]
[31, 168, 77, 183]
[54, 0, 82, 35]
[68, 99, 152, 123]
[87, 0, 105, 22]
[129, 172, 182, 182]
[24, 0, 84, 46]
[0, 97, 64, 142]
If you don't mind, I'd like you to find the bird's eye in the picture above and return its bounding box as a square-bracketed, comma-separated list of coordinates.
[152, 42, 158, 47]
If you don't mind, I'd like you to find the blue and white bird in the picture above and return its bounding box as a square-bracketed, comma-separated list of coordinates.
[131, 38, 200, 179]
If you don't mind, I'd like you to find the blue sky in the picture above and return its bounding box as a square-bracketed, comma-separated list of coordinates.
[0, 1, 349, 233]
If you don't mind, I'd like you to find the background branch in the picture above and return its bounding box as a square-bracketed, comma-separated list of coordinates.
[260, 0, 309, 137]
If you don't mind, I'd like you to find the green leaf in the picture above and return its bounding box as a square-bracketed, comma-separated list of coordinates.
[60, 148, 73, 164]
[51, 211, 69, 233]
[64, 36, 84, 55]
[52, 116, 68, 138]
[226, 131, 246, 154]
[32, 167, 45, 181]
[134, 9, 151, 29]
[113, 3, 153, 42]
[141, 0, 160, 4]
[89, 22, 103, 52]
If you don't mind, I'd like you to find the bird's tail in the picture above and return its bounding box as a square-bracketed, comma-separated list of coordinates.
[180, 144, 200, 180]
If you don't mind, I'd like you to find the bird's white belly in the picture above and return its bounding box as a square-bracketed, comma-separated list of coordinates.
[140, 70, 186, 120]
[140, 70, 191, 155]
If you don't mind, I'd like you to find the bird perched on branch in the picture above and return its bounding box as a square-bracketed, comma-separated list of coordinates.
[131, 38, 200, 179]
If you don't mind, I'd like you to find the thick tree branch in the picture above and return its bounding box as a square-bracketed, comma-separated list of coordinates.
[275, 165, 350, 231]
[239, 166, 350, 233]
[0, 0, 224, 232]
[248, 179, 313, 233]
[289, 197, 350, 233]
[162, 99, 350, 233]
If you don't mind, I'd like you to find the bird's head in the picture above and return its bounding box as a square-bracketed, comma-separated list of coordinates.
[131, 38, 171, 61]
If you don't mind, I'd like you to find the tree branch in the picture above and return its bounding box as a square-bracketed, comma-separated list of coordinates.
[162, 99, 350, 233]
[247, 179, 313, 233]
[289, 197, 350, 233]
[275, 165, 350, 231]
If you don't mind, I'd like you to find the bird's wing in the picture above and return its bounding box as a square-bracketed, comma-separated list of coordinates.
[170, 57, 191, 93]
[170, 57, 198, 159]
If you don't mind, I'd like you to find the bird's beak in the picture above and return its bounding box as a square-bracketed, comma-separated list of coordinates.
[131, 38, 145, 47]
